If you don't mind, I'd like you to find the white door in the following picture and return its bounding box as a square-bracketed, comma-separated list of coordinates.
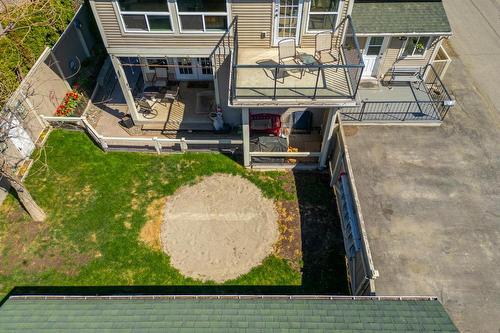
[197, 58, 213, 80]
[8, 115, 35, 158]
[362, 36, 386, 79]
[175, 57, 197, 80]
[175, 58, 213, 80]
[273, 0, 304, 46]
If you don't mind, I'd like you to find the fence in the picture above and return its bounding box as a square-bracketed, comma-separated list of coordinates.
[41, 116, 243, 154]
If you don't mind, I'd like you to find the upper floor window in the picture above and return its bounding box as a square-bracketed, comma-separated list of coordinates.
[402, 36, 431, 57]
[118, 0, 172, 32]
[176, 0, 228, 32]
[307, 0, 340, 32]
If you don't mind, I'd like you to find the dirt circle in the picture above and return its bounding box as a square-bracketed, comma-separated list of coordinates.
[160, 174, 278, 282]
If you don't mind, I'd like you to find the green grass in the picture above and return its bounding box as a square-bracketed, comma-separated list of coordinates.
[0, 130, 301, 298]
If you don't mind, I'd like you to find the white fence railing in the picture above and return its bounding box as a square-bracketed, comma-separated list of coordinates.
[249, 151, 321, 158]
[41, 116, 243, 153]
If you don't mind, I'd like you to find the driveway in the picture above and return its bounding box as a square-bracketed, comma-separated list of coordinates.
[342, 47, 500, 332]
[443, 0, 500, 115]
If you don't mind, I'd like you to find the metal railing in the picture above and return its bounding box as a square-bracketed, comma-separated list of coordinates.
[230, 16, 364, 103]
[341, 64, 454, 123]
[209, 17, 238, 79]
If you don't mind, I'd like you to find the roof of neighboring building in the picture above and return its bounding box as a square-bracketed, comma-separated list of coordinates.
[351, 1, 452, 34]
[0, 296, 458, 332]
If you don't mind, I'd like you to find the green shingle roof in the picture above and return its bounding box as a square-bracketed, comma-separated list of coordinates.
[0, 296, 458, 332]
[352, 1, 452, 34]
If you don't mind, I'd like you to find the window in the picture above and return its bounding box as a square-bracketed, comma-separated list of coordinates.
[366, 37, 384, 56]
[308, 0, 340, 31]
[402, 36, 431, 57]
[177, 0, 228, 32]
[118, 0, 172, 32]
[199, 57, 213, 75]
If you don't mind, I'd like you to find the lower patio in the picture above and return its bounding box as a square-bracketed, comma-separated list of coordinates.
[88, 63, 238, 139]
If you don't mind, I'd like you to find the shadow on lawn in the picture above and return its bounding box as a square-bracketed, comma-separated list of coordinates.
[1, 172, 348, 303]
[293, 172, 349, 294]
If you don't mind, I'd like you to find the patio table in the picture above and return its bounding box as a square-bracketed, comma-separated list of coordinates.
[298, 53, 319, 74]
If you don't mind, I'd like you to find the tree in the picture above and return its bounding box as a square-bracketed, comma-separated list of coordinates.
[0, 0, 79, 221]
[0, 98, 46, 221]
[0, 0, 77, 108]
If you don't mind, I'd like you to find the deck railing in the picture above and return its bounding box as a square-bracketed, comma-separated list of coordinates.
[40, 116, 242, 153]
[230, 16, 364, 103]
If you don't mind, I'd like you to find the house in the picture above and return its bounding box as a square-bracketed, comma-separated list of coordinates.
[88, 0, 454, 169]
[0, 294, 458, 331]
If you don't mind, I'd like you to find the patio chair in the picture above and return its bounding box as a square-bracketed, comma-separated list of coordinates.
[159, 84, 180, 105]
[136, 97, 158, 119]
[153, 67, 168, 86]
[314, 32, 337, 64]
[278, 38, 303, 82]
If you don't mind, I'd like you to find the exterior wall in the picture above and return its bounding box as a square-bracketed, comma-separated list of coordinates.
[90, 0, 351, 54]
[300, 0, 352, 48]
[232, 0, 273, 48]
[91, 0, 222, 55]
[377, 36, 439, 80]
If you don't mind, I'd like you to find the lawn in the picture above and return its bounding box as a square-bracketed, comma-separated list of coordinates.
[0, 130, 347, 298]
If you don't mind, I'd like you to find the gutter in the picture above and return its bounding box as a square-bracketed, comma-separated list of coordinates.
[356, 32, 452, 37]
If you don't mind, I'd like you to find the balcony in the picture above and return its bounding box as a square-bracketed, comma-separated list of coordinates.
[340, 64, 455, 123]
[211, 16, 364, 107]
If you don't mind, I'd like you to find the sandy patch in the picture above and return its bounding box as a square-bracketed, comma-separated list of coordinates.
[139, 198, 166, 251]
[161, 174, 278, 282]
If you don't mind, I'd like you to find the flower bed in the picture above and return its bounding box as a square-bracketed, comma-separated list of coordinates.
[55, 87, 84, 117]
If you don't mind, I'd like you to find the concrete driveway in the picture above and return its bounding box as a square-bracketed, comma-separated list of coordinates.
[443, 0, 500, 115]
[342, 46, 500, 332]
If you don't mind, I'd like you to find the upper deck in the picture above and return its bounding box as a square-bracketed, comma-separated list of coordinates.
[217, 16, 365, 108]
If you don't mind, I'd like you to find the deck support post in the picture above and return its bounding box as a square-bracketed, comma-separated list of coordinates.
[241, 108, 251, 168]
[180, 138, 188, 152]
[213, 76, 220, 106]
[110, 54, 139, 123]
[319, 108, 337, 169]
[153, 137, 162, 154]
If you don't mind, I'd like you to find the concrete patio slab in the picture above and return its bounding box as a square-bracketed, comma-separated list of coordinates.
[342, 53, 500, 333]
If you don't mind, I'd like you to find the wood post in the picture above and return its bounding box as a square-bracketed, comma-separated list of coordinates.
[241, 108, 250, 168]
[153, 137, 162, 154]
[180, 138, 188, 152]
